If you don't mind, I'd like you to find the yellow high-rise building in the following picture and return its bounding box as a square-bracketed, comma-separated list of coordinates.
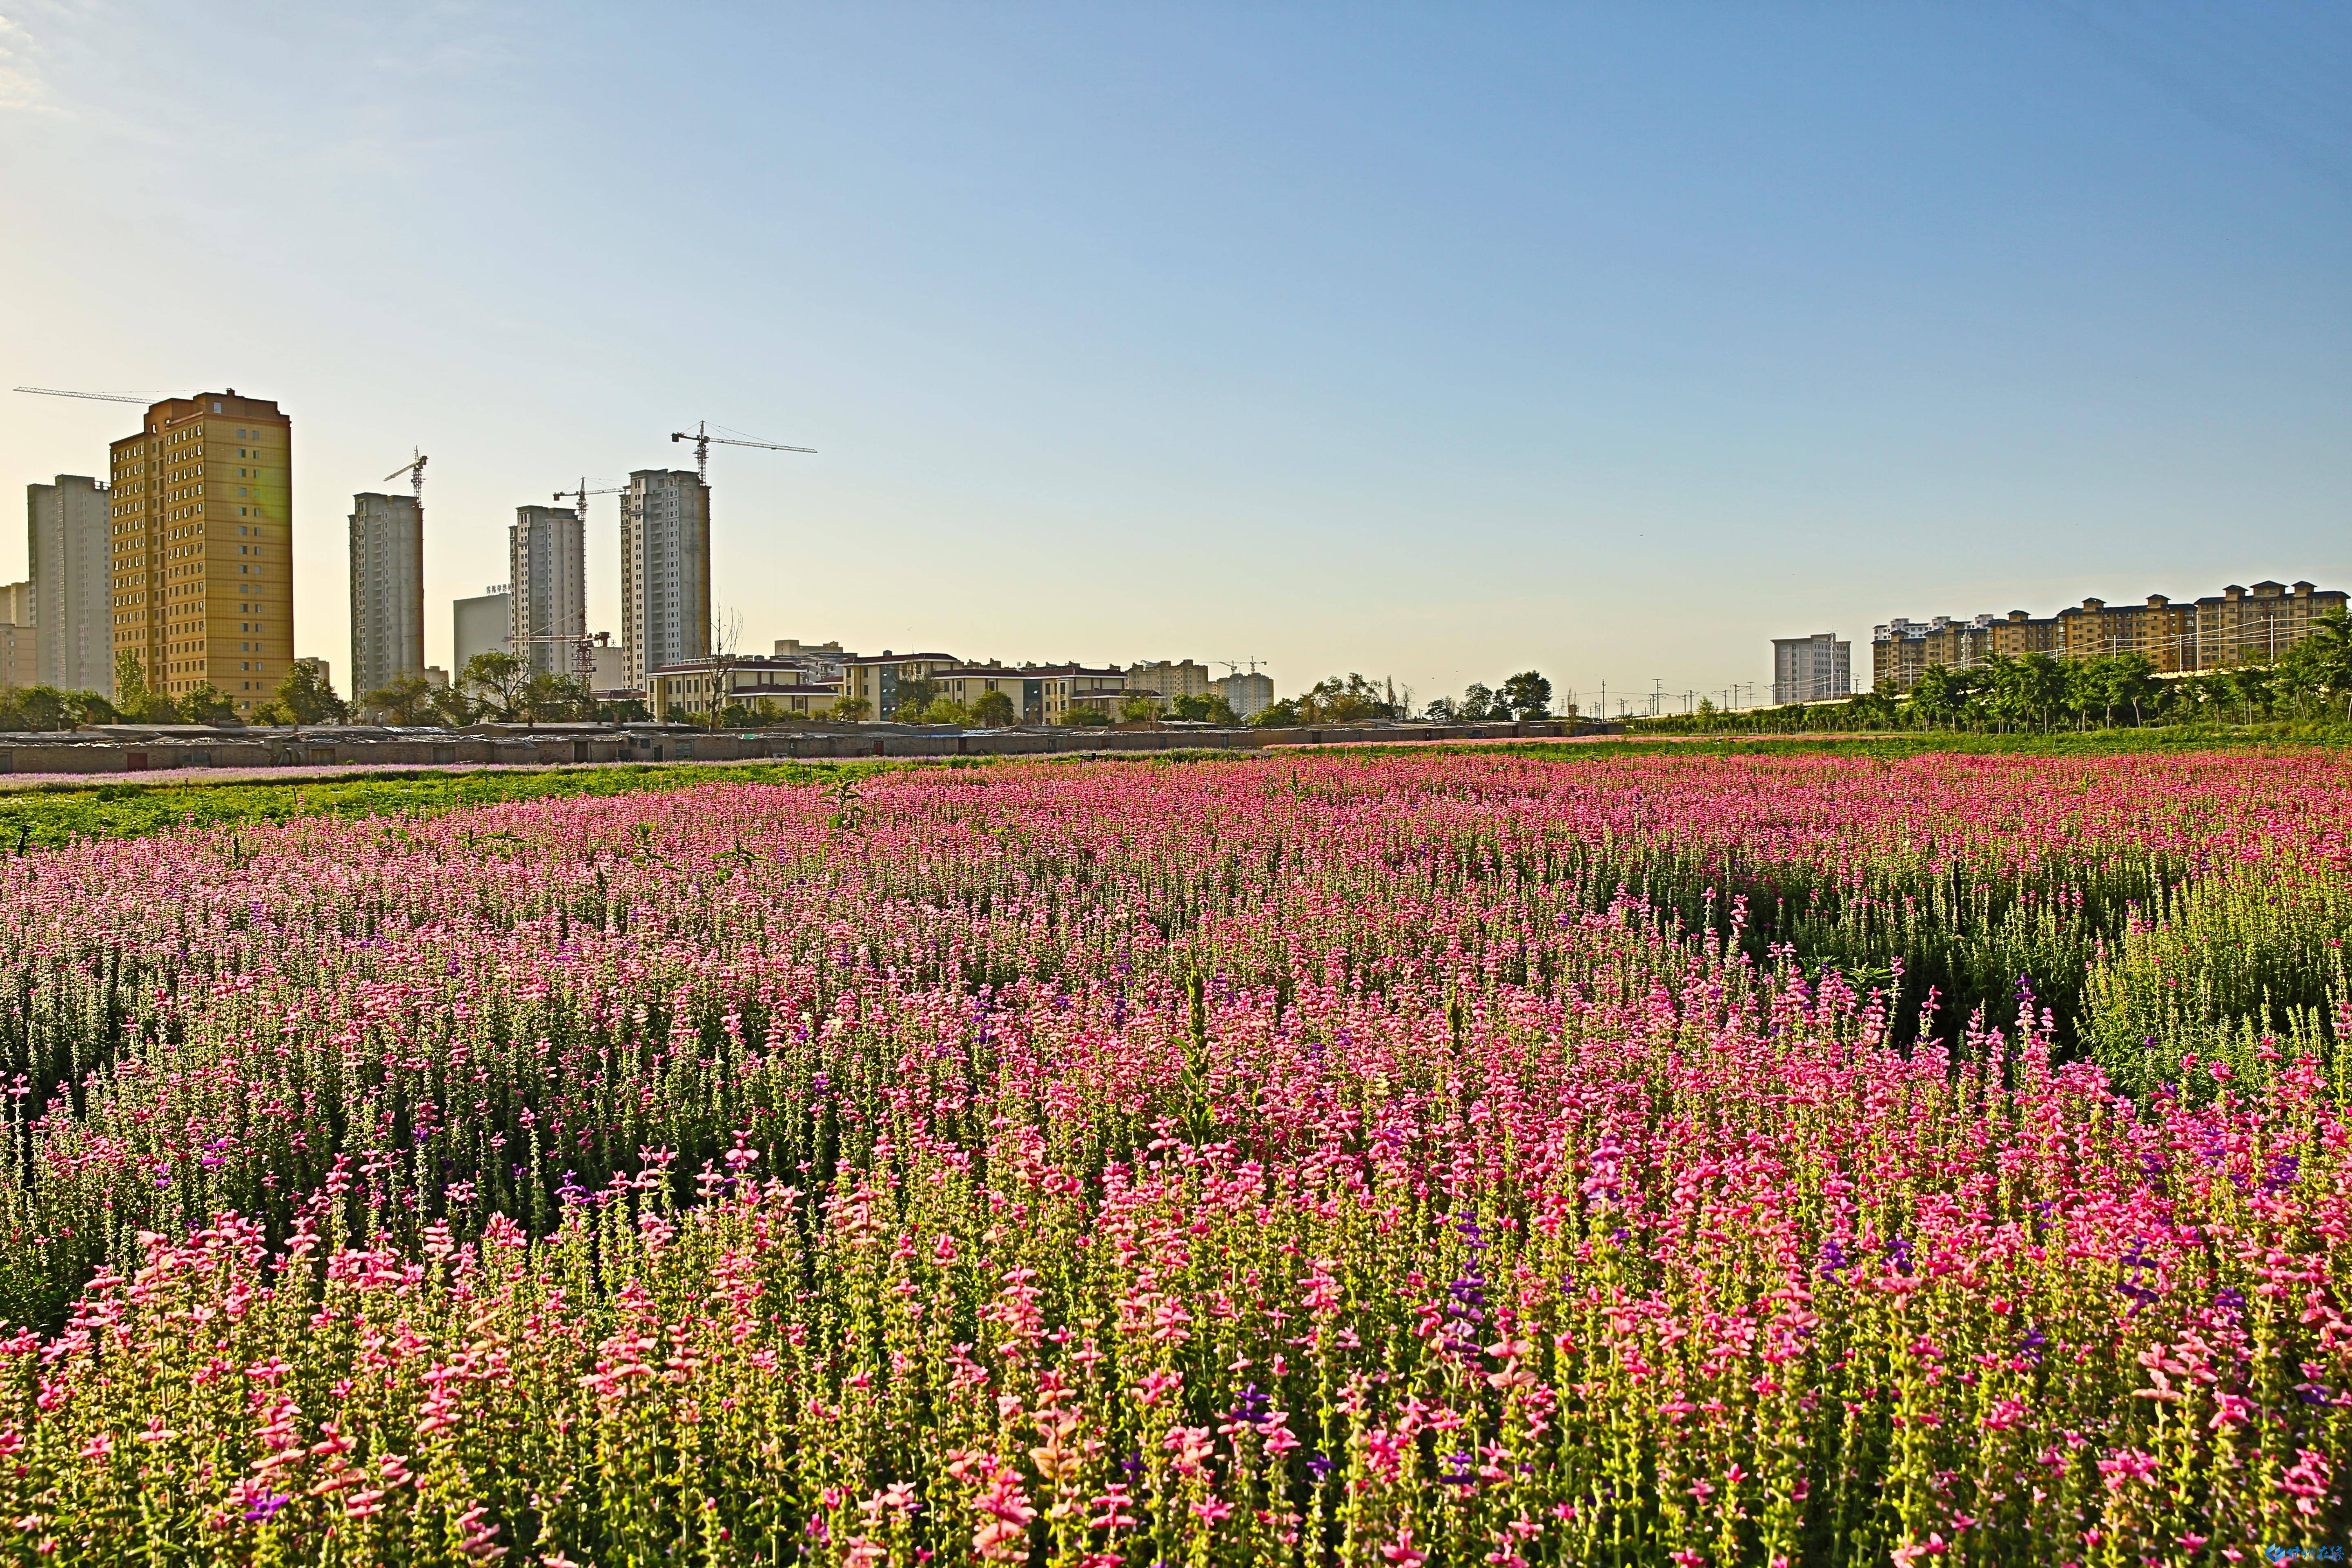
[107, 391, 294, 715]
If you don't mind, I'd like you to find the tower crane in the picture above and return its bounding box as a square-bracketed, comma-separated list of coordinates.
[11, 386, 160, 405]
[383, 449, 427, 500]
[507, 629, 611, 682]
[668, 420, 814, 484]
[554, 479, 624, 521]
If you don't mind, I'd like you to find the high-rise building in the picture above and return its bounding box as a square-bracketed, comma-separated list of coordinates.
[0, 581, 32, 693]
[1771, 633, 1851, 705]
[453, 585, 512, 674]
[1127, 660, 1215, 701]
[510, 506, 586, 675]
[348, 492, 424, 700]
[27, 474, 113, 695]
[620, 469, 709, 689]
[1213, 671, 1274, 719]
[107, 392, 293, 714]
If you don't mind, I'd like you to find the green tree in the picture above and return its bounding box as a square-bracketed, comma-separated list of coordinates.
[829, 695, 873, 723]
[1248, 697, 1300, 728]
[1168, 693, 1238, 725]
[428, 682, 477, 728]
[271, 660, 348, 726]
[889, 678, 938, 721]
[1458, 683, 1498, 721]
[1295, 674, 1396, 724]
[1847, 680, 1899, 729]
[1498, 670, 1552, 719]
[180, 683, 240, 725]
[515, 672, 591, 728]
[2106, 653, 2160, 726]
[112, 653, 181, 724]
[363, 673, 438, 725]
[917, 695, 972, 725]
[4, 686, 73, 733]
[970, 690, 1017, 727]
[2279, 607, 2352, 723]
[460, 652, 528, 724]
[1117, 695, 1161, 724]
[1910, 665, 1962, 730]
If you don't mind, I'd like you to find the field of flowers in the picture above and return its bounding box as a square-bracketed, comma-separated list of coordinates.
[0, 748, 2342, 1564]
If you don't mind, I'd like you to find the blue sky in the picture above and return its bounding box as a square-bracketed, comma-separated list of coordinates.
[2, 2, 2346, 712]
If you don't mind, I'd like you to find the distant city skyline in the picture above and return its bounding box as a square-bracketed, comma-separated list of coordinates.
[3, 4, 2346, 705]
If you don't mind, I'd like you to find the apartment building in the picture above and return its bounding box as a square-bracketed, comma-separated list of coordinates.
[510, 506, 586, 676]
[348, 492, 425, 699]
[1872, 579, 2348, 691]
[27, 475, 112, 695]
[453, 585, 512, 674]
[107, 392, 293, 713]
[1127, 660, 1214, 701]
[1770, 633, 1851, 705]
[0, 582, 31, 692]
[1213, 671, 1273, 719]
[620, 470, 710, 689]
[2194, 581, 2343, 667]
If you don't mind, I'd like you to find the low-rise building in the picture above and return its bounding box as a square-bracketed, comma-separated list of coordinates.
[837, 653, 965, 719]
[648, 655, 843, 722]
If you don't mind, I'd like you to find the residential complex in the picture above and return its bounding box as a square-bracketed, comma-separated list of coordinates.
[1771, 633, 1851, 705]
[27, 475, 112, 695]
[348, 492, 425, 698]
[510, 506, 586, 676]
[1872, 579, 2348, 691]
[453, 586, 512, 674]
[620, 469, 710, 689]
[107, 392, 294, 713]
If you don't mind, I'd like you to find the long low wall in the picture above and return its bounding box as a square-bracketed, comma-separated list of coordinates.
[0, 721, 1576, 777]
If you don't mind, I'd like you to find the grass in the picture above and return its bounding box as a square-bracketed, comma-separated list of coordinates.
[0, 759, 915, 850]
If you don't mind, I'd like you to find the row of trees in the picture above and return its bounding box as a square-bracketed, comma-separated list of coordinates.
[1423, 671, 1558, 724]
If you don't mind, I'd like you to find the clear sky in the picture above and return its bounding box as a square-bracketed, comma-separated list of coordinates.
[2, 2, 2346, 714]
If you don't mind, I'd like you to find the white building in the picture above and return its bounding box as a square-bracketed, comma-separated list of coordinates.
[511, 505, 586, 675]
[348, 492, 425, 699]
[27, 475, 112, 695]
[1771, 633, 1851, 705]
[453, 586, 511, 675]
[620, 469, 710, 689]
[1213, 671, 1274, 719]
